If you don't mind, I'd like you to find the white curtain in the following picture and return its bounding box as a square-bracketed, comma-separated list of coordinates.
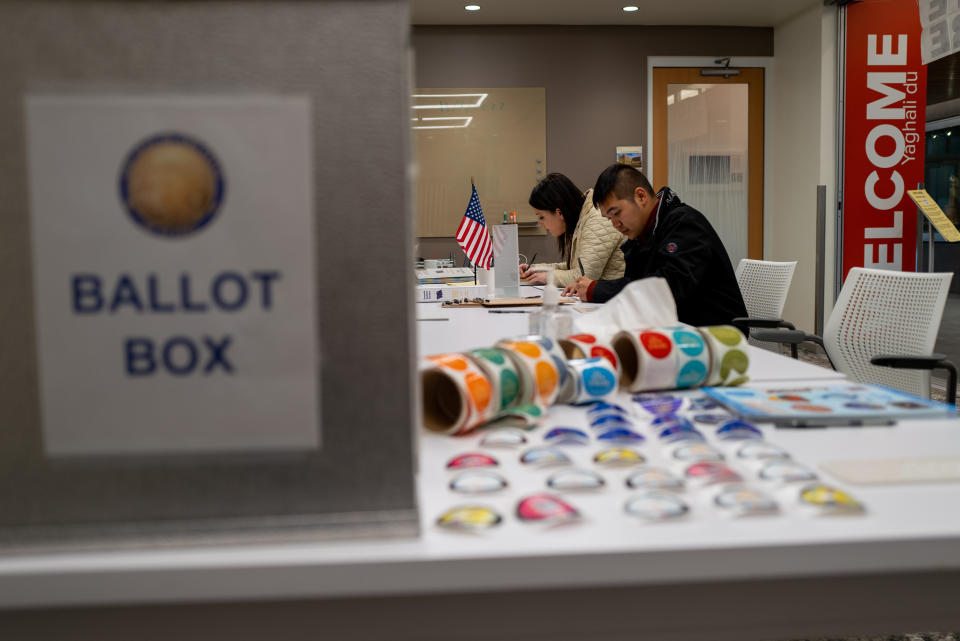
[666, 83, 749, 267]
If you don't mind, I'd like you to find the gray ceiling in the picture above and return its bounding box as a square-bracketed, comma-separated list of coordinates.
[411, 0, 821, 27]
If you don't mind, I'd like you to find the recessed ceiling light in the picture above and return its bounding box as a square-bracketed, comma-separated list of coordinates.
[623, 6, 639, 11]
[465, 4, 480, 10]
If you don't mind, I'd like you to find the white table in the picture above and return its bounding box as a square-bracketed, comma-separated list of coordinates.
[0, 300, 958, 641]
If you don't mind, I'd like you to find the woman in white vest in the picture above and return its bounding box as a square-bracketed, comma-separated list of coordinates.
[519, 172, 625, 288]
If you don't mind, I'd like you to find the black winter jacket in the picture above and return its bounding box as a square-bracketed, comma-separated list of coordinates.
[590, 187, 747, 327]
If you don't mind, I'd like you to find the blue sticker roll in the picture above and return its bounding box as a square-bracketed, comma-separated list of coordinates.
[669, 328, 709, 388]
[566, 357, 618, 405]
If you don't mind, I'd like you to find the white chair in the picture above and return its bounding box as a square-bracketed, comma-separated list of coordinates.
[756, 267, 956, 404]
[733, 259, 798, 354]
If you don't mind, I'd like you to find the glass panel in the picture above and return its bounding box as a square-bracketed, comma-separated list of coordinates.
[924, 125, 960, 385]
[666, 83, 749, 266]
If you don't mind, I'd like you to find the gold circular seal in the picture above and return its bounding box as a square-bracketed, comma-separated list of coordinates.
[121, 134, 224, 236]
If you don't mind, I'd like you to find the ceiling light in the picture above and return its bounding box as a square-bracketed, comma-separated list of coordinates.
[411, 93, 488, 110]
[412, 116, 473, 130]
[465, 4, 480, 10]
[949, 131, 953, 136]
[623, 6, 639, 11]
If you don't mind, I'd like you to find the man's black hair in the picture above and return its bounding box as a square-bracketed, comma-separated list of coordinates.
[592, 164, 655, 208]
[528, 173, 586, 259]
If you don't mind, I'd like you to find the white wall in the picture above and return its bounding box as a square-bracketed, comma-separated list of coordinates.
[769, 3, 838, 332]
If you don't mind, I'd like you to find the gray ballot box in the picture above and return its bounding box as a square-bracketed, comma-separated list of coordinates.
[0, 0, 418, 548]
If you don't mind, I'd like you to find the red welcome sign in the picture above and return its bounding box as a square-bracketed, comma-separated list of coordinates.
[843, 0, 926, 278]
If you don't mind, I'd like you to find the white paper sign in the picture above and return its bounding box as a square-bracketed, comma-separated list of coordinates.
[26, 95, 319, 456]
[919, 0, 960, 64]
[490, 224, 520, 298]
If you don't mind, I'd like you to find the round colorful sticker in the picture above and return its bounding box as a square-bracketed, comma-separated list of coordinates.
[672, 442, 724, 462]
[685, 462, 742, 485]
[449, 470, 509, 494]
[593, 447, 645, 467]
[716, 420, 763, 440]
[590, 414, 635, 429]
[436, 505, 502, 531]
[635, 396, 683, 416]
[546, 469, 606, 491]
[658, 425, 705, 443]
[737, 441, 790, 460]
[588, 401, 629, 416]
[446, 453, 498, 470]
[758, 460, 817, 484]
[480, 429, 528, 448]
[640, 331, 672, 359]
[798, 484, 864, 513]
[516, 493, 580, 523]
[597, 427, 645, 444]
[626, 468, 684, 491]
[544, 427, 590, 445]
[713, 486, 779, 516]
[520, 447, 571, 467]
[625, 491, 689, 521]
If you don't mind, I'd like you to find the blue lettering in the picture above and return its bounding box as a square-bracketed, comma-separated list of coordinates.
[147, 274, 175, 313]
[110, 275, 143, 313]
[72, 274, 103, 313]
[125, 337, 156, 375]
[179, 273, 208, 312]
[251, 270, 281, 310]
[212, 272, 248, 311]
[204, 335, 234, 373]
[162, 336, 198, 376]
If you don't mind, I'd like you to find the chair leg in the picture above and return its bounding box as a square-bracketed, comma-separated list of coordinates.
[943, 361, 957, 406]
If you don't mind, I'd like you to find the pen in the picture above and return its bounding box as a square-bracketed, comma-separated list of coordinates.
[488, 309, 531, 314]
[528, 252, 537, 266]
[578, 257, 585, 276]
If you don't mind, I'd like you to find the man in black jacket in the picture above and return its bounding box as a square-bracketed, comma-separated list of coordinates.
[562, 163, 747, 327]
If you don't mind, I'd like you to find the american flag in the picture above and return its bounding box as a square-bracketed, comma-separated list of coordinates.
[456, 184, 493, 269]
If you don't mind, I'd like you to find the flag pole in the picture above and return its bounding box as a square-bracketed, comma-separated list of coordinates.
[471, 176, 476, 283]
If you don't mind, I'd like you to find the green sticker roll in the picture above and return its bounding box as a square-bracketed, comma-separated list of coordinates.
[699, 325, 750, 386]
[467, 348, 522, 412]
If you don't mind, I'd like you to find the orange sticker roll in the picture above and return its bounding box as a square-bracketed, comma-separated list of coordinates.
[494, 339, 561, 407]
[421, 353, 495, 435]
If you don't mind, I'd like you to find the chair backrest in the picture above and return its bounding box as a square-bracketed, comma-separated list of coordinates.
[735, 259, 798, 351]
[824, 267, 952, 398]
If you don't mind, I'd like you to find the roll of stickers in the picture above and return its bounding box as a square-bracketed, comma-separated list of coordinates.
[612, 328, 678, 392]
[506, 335, 569, 388]
[559, 333, 621, 379]
[664, 326, 710, 388]
[565, 357, 618, 404]
[495, 339, 561, 406]
[421, 353, 495, 435]
[466, 348, 522, 412]
[699, 325, 750, 386]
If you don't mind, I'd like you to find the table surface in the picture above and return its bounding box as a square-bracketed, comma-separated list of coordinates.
[0, 296, 957, 615]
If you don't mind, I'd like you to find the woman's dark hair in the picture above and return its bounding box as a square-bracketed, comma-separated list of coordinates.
[528, 173, 585, 262]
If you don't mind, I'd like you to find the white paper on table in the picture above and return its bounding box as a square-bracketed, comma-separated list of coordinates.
[572, 277, 678, 339]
